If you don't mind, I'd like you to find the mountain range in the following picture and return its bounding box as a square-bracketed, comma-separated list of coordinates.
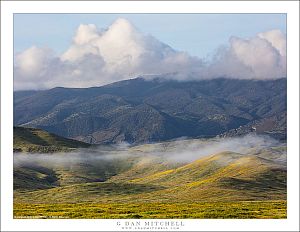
[14, 77, 287, 144]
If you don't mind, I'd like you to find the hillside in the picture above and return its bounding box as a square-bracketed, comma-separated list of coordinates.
[14, 77, 287, 144]
[14, 137, 286, 202]
[16, 152, 285, 204]
[14, 126, 90, 153]
[14, 136, 287, 218]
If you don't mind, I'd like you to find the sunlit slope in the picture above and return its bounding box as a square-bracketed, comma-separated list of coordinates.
[130, 152, 284, 186]
[130, 152, 286, 202]
[108, 155, 183, 183]
[14, 126, 90, 152]
[14, 150, 286, 204]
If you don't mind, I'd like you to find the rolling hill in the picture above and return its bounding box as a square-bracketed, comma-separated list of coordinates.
[14, 151, 286, 204]
[14, 77, 287, 144]
[14, 137, 286, 216]
[14, 126, 90, 153]
[14, 134, 287, 218]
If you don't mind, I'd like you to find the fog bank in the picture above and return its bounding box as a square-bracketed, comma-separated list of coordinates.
[14, 134, 286, 168]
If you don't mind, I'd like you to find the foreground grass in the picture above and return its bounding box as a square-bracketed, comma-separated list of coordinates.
[14, 200, 286, 219]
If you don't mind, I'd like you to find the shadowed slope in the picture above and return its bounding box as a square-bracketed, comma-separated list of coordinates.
[14, 126, 90, 152]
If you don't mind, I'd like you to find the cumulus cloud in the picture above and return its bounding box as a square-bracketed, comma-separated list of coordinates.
[15, 46, 52, 75]
[61, 19, 202, 78]
[14, 46, 56, 89]
[206, 29, 286, 80]
[258, 29, 286, 56]
[14, 18, 286, 90]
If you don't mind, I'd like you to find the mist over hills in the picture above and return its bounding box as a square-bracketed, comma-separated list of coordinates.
[14, 134, 286, 204]
[14, 77, 286, 144]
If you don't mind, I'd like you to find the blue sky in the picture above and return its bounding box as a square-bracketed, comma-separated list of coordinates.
[14, 13, 286, 58]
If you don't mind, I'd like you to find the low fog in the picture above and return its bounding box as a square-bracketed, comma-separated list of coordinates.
[14, 134, 286, 168]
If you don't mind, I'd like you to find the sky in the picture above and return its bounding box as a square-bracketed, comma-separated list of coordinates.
[13, 14, 287, 90]
[14, 14, 286, 58]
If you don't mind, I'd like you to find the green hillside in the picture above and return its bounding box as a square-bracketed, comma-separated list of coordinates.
[14, 126, 90, 153]
[14, 151, 286, 204]
[13, 136, 286, 218]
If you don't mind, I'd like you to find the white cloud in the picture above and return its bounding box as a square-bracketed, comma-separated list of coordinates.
[73, 24, 100, 45]
[205, 30, 286, 80]
[15, 46, 53, 77]
[14, 18, 286, 90]
[61, 18, 200, 76]
[258, 29, 286, 56]
[14, 46, 55, 90]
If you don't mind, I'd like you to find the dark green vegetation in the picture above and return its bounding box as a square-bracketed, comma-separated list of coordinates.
[14, 77, 286, 144]
[13, 126, 90, 152]
[14, 136, 287, 218]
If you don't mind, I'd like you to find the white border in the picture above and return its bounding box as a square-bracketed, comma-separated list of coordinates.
[1, 1, 299, 231]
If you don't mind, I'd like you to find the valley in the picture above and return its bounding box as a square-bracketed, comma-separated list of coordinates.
[13, 77, 287, 219]
[14, 130, 287, 218]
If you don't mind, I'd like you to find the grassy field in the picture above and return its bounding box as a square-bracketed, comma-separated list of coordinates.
[14, 201, 286, 219]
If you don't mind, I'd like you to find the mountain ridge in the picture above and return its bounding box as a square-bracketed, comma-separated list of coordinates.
[14, 77, 287, 144]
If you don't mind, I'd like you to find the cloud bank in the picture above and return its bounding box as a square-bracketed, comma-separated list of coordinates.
[14, 18, 286, 90]
[14, 134, 286, 168]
